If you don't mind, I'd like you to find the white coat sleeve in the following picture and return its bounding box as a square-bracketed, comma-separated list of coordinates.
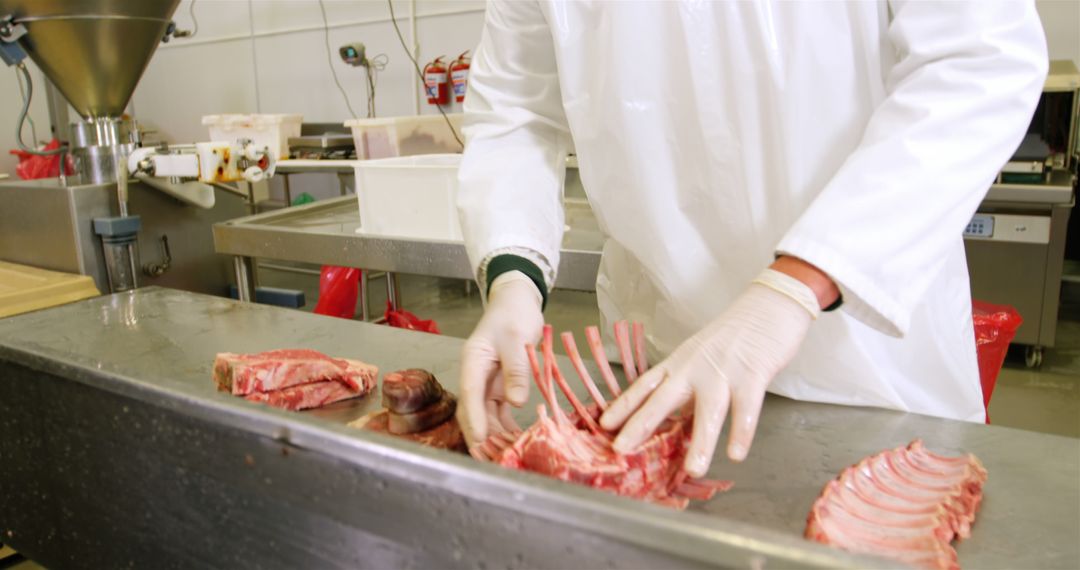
[456, 0, 571, 291]
[775, 1, 1047, 337]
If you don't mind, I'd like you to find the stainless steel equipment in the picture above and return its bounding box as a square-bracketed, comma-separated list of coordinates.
[212, 194, 605, 300]
[0, 0, 180, 120]
[69, 118, 142, 185]
[964, 60, 1080, 367]
[0, 288, 1076, 569]
[0, 178, 250, 295]
[0, 0, 180, 187]
[0, 0, 277, 296]
[0, 0, 179, 292]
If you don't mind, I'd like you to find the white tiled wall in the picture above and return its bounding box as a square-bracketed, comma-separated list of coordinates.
[131, 0, 485, 145]
[1036, 0, 1080, 65]
[0, 64, 53, 176]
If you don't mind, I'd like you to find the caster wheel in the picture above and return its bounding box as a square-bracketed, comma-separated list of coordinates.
[1025, 345, 1044, 368]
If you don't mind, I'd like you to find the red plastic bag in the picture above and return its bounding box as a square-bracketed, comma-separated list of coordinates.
[972, 300, 1023, 422]
[313, 266, 360, 319]
[9, 139, 74, 180]
[384, 301, 440, 334]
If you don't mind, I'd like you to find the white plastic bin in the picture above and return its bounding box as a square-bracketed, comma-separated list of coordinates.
[345, 114, 463, 160]
[354, 154, 463, 241]
[202, 114, 302, 160]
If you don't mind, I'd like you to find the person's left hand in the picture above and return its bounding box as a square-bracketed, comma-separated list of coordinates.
[599, 267, 826, 477]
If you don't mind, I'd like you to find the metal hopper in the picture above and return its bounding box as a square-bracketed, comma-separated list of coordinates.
[0, 0, 181, 120]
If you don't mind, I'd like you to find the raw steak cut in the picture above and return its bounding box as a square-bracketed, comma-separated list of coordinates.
[805, 440, 987, 570]
[387, 392, 457, 435]
[214, 349, 369, 395]
[382, 369, 445, 414]
[351, 369, 466, 452]
[214, 350, 377, 411]
[476, 322, 733, 510]
[244, 380, 360, 411]
[351, 409, 467, 452]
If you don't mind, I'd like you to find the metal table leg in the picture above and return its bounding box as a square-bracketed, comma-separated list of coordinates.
[282, 174, 293, 207]
[386, 272, 401, 312]
[233, 256, 257, 302]
[337, 172, 352, 196]
[359, 270, 370, 321]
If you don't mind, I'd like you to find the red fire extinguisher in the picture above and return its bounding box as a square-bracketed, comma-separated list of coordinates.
[423, 56, 450, 106]
[450, 51, 471, 103]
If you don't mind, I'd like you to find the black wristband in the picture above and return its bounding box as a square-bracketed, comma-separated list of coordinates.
[485, 254, 548, 311]
[823, 294, 844, 312]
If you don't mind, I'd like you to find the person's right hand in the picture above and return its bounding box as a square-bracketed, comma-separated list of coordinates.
[457, 271, 544, 454]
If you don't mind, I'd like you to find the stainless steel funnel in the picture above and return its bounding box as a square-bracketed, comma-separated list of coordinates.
[0, 0, 181, 119]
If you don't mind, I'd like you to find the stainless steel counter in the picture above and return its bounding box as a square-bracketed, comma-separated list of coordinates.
[212, 195, 604, 295]
[0, 289, 1076, 569]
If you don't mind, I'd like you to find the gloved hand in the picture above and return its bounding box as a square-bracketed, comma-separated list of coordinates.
[457, 271, 545, 452]
[599, 268, 822, 477]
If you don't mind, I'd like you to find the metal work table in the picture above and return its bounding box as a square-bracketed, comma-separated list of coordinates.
[213, 194, 605, 298]
[274, 160, 359, 209]
[0, 289, 1076, 569]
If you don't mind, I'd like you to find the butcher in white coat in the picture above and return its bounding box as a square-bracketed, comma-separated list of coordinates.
[455, 0, 1048, 476]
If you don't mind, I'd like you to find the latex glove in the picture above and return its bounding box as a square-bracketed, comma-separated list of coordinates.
[599, 269, 820, 477]
[457, 271, 545, 452]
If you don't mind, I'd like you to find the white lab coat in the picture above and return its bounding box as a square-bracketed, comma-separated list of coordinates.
[457, 1, 1048, 422]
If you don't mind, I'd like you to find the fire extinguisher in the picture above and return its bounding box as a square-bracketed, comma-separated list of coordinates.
[423, 56, 450, 106]
[450, 51, 471, 103]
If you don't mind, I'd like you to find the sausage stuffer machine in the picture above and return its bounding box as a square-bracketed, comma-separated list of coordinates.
[0, 0, 276, 295]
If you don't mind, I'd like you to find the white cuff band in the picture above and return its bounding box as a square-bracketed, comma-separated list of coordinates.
[490, 271, 544, 308]
[752, 268, 821, 320]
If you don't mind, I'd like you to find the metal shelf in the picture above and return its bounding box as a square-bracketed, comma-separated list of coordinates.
[213, 195, 604, 293]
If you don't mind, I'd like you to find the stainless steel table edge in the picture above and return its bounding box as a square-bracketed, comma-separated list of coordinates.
[212, 196, 603, 291]
[0, 303, 882, 570]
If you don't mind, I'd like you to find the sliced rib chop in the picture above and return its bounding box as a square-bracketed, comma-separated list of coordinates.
[805, 440, 987, 570]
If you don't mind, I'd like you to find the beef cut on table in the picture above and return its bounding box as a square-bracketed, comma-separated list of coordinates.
[214, 349, 370, 394]
[476, 322, 733, 510]
[213, 349, 377, 411]
[805, 440, 987, 570]
[351, 369, 466, 452]
[381, 368, 446, 414]
[244, 379, 359, 411]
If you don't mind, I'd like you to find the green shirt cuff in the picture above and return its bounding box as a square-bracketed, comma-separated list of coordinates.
[485, 254, 548, 311]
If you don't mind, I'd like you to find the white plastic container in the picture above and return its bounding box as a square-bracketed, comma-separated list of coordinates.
[354, 154, 463, 241]
[201, 114, 302, 160]
[345, 114, 463, 160]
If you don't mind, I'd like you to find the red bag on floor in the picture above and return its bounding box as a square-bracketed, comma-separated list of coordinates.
[972, 300, 1023, 422]
[384, 300, 440, 334]
[313, 266, 360, 319]
[10, 139, 74, 180]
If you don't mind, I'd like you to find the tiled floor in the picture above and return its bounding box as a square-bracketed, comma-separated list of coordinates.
[261, 266, 1080, 439]
[988, 299, 1080, 438]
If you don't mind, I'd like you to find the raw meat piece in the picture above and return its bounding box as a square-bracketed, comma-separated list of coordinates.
[382, 369, 444, 414]
[476, 322, 733, 510]
[213, 349, 370, 395]
[244, 380, 361, 411]
[214, 351, 377, 412]
[351, 369, 466, 452]
[387, 392, 457, 435]
[805, 440, 987, 570]
[350, 410, 467, 452]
